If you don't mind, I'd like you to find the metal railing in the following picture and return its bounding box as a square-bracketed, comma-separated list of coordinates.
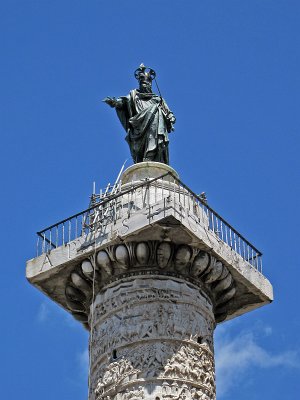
[36, 172, 263, 273]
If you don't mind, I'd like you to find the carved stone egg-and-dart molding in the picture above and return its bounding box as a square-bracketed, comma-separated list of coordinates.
[65, 241, 236, 326]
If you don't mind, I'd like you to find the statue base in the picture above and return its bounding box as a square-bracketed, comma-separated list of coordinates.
[122, 162, 179, 184]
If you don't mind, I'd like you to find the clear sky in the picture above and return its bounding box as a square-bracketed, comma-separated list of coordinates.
[1, 1, 299, 399]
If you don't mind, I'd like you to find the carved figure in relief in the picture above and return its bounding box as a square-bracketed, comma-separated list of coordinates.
[122, 386, 144, 400]
[95, 358, 138, 398]
[162, 385, 192, 400]
[173, 308, 187, 336]
[161, 345, 215, 393]
[162, 383, 213, 400]
[140, 308, 155, 338]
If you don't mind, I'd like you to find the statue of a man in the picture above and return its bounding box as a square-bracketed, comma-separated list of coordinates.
[103, 64, 176, 165]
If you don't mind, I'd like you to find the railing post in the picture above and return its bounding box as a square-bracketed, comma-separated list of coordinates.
[127, 190, 130, 218]
[216, 218, 219, 237]
[49, 229, 52, 251]
[42, 233, 45, 254]
[173, 177, 175, 216]
[62, 223, 65, 245]
[220, 221, 223, 240]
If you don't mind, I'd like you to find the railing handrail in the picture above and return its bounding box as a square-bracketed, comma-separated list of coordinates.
[37, 172, 171, 235]
[36, 171, 262, 257]
[171, 174, 263, 256]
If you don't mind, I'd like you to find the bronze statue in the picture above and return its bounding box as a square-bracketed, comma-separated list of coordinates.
[103, 64, 176, 165]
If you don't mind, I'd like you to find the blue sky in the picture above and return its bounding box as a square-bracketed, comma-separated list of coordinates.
[1, 1, 300, 398]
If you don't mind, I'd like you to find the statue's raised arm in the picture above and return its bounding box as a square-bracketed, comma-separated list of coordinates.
[103, 63, 176, 165]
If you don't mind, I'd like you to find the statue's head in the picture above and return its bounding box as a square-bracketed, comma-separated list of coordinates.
[134, 63, 156, 93]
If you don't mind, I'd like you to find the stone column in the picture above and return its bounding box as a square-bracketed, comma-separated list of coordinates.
[89, 272, 216, 400]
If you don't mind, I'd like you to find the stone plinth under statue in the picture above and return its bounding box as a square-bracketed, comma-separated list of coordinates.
[26, 162, 273, 400]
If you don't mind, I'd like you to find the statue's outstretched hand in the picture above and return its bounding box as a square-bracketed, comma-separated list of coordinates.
[102, 97, 117, 108]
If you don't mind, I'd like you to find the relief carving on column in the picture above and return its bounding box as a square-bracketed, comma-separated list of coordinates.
[89, 278, 215, 360]
[89, 259, 217, 399]
[94, 358, 139, 399]
[162, 345, 215, 390]
[161, 381, 212, 400]
[90, 275, 216, 397]
[91, 301, 214, 358]
[93, 342, 215, 400]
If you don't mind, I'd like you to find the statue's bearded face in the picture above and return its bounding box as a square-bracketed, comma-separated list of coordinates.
[138, 74, 152, 93]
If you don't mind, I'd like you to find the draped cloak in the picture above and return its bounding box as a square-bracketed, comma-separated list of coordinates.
[115, 89, 174, 164]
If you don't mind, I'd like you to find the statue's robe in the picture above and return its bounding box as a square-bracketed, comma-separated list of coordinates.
[115, 90, 174, 164]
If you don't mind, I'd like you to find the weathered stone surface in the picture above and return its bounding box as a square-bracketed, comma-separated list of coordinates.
[90, 277, 216, 400]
